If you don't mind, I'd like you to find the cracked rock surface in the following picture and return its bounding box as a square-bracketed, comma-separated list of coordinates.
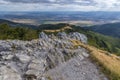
[0, 32, 108, 80]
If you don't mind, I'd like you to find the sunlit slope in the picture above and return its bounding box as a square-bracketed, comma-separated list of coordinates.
[71, 40, 120, 80]
[43, 26, 72, 33]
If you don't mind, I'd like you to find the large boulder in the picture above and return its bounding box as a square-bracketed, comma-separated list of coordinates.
[57, 32, 67, 39]
[25, 59, 46, 80]
[0, 66, 22, 80]
[0, 41, 11, 52]
[69, 32, 87, 44]
[39, 32, 49, 40]
[16, 54, 31, 63]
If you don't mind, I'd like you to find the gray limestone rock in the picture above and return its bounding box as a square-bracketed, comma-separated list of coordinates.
[16, 54, 31, 63]
[39, 32, 49, 40]
[69, 32, 87, 44]
[57, 32, 67, 39]
[0, 32, 108, 80]
[0, 66, 22, 80]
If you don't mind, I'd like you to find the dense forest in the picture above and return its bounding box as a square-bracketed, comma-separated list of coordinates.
[0, 23, 38, 40]
[0, 23, 120, 55]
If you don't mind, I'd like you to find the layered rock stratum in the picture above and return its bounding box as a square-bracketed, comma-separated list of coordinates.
[0, 32, 108, 80]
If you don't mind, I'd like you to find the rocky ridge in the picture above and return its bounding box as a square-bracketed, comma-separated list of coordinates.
[0, 32, 107, 80]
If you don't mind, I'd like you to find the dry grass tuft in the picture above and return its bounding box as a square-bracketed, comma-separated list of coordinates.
[43, 26, 72, 33]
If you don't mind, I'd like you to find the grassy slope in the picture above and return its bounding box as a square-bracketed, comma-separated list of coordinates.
[85, 31, 120, 55]
[71, 40, 120, 80]
[72, 26, 120, 55]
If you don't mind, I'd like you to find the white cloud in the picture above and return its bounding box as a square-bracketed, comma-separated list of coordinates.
[96, 0, 116, 7]
[0, 0, 9, 4]
[49, 0, 56, 2]
[93, 0, 120, 11]
[0, 0, 120, 11]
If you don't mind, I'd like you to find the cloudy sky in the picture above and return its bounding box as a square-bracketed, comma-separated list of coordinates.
[0, 0, 120, 11]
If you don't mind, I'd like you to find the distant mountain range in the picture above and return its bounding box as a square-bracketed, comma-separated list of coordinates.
[85, 23, 120, 38]
[1, 11, 120, 20]
[2, 11, 120, 29]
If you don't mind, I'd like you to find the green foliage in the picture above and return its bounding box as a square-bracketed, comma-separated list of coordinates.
[87, 32, 120, 55]
[0, 23, 38, 40]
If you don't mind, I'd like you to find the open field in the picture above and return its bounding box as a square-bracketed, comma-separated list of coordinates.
[8, 19, 39, 25]
[8, 19, 100, 26]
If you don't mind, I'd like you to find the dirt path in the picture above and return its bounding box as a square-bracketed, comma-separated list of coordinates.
[45, 55, 108, 80]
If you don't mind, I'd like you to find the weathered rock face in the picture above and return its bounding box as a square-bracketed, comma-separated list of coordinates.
[57, 32, 87, 44]
[0, 32, 107, 80]
[68, 32, 87, 44]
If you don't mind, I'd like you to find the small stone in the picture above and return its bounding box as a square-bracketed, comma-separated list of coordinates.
[39, 32, 49, 40]
[6, 54, 13, 60]
[82, 52, 89, 57]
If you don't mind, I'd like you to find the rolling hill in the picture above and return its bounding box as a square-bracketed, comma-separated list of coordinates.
[85, 22, 120, 38]
[0, 19, 38, 29]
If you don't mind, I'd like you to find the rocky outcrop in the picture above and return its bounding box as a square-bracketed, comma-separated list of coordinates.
[57, 32, 87, 44]
[69, 32, 87, 44]
[0, 32, 107, 80]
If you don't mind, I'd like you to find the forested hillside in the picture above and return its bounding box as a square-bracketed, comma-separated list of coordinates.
[85, 22, 120, 38]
